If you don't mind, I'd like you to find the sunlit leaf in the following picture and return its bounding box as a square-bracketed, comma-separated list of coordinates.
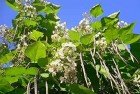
[25, 41, 46, 62]
[96, 65, 110, 78]
[40, 73, 49, 78]
[91, 21, 102, 30]
[104, 27, 119, 43]
[69, 30, 81, 41]
[29, 30, 44, 41]
[6, 0, 19, 11]
[101, 17, 119, 27]
[43, 3, 60, 14]
[0, 51, 16, 64]
[80, 33, 94, 45]
[108, 11, 120, 18]
[120, 34, 140, 44]
[90, 4, 103, 18]
[24, 19, 37, 27]
[119, 23, 135, 35]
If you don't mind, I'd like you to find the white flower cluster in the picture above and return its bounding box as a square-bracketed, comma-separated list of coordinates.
[51, 21, 69, 42]
[24, 4, 37, 17]
[77, 12, 92, 33]
[95, 32, 107, 47]
[47, 59, 63, 75]
[78, 18, 92, 33]
[0, 25, 8, 37]
[56, 42, 77, 59]
[117, 21, 128, 28]
[55, 22, 66, 31]
[47, 42, 77, 83]
[16, 34, 28, 63]
[71, 13, 92, 34]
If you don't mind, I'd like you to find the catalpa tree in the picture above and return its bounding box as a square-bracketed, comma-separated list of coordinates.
[0, 0, 140, 94]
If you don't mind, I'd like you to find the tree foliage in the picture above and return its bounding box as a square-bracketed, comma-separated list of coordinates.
[0, 0, 140, 94]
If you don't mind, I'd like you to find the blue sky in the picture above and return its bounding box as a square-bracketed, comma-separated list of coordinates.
[0, 0, 140, 33]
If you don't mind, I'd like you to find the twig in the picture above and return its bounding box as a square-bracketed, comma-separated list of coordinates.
[27, 81, 31, 94]
[79, 52, 90, 87]
[96, 52, 121, 94]
[46, 81, 48, 94]
[34, 76, 38, 94]
[112, 58, 130, 94]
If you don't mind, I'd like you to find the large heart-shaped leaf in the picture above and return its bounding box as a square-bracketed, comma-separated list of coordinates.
[25, 41, 46, 62]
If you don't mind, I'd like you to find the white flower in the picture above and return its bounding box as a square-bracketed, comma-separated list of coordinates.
[47, 59, 62, 75]
[62, 42, 76, 51]
[17, 44, 21, 50]
[79, 18, 90, 25]
[101, 37, 106, 41]
[117, 21, 128, 28]
[50, 59, 61, 66]
[51, 33, 61, 42]
[95, 32, 101, 38]
[23, 42, 28, 46]
[20, 35, 26, 41]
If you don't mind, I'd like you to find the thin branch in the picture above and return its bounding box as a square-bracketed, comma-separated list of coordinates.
[46, 81, 48, 94]
[112, 58, 130, 94]
[79, 52, 90, 87]
[96, 52, 121, 94]
[34, 76, 38, 94]
[27, 81, 31, 94]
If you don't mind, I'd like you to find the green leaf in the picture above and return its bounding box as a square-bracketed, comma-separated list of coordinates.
[29, 30, 44, 41]
[119, 23, 135, 35]
[101, 17, 119, 27]
[80, 33, 94, 45]
[69, 84, 95, 94]
[120, 34, 140, 44]
[25, 41, 46, 62]
[108, 11, 120, 18]
[104, 27, 119, 43]
[4, 76, 19, 84]
[26, 67, 38, 75]
[24, 19, 37, 27]
[0, 79, 13, 93]
[130, 42, 140, 61]
[33, 3, 45, 12]
[96, 65, 110, 78]
[38, 58, 48, 67]
[0, 51, 16, 64]
[68, 31, 81, 41]
[90, 4, 103, 18]
[43, 3, 60, 14]
[6, 0, 19, 11]
[5, 67, 26, 76]
[40, 73, 49, 78]
[5, 67, 38, 76]
[91, 21, 102, 30]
